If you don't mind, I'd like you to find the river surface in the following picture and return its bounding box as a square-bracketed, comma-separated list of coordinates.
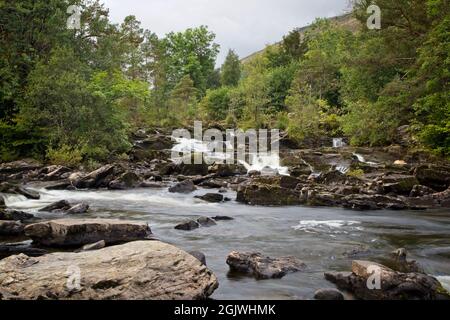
[3, 185, 450, 299]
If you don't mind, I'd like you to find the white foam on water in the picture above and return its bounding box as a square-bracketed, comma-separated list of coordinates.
[292, 220, 363, 234]
[437, 276, 450, 292]
[172, 137, 289, 176]
[333, 138, 346, 148]
[353, 153, 377, 166]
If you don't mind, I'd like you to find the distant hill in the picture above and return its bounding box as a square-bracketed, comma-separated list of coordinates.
[241, 13, 360, 64]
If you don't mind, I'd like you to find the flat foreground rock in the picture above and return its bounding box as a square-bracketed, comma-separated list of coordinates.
[24, 219, 152, 247]
[0, 241, 219, 300]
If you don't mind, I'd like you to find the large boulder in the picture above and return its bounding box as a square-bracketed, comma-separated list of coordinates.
[195, 193, 224, 203]
[413, 165, 450, 192]
[108, 171, 140, 190]
[0, 241, 218, 300]
[24, 219, 152, 247]
[0, 183, 40, 200]
[169, 180, 196, 194]
[236, 176, 302, 206]
[325, 260, 450, 300]
[71, 165, 116, 189]
[226, 251, 306, 280]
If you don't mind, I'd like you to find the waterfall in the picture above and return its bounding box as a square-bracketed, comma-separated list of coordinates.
[352, 153, 377, 166]
[333, 138, 346, 148]
[238, 153, 290, 176]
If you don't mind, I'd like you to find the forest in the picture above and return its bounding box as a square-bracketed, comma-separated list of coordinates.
[0, 0, 449, 166]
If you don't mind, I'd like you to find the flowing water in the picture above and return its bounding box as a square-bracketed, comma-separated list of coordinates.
[3, 186, 450, 300]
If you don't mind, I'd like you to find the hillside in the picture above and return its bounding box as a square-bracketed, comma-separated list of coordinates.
[241, 13, 360, 64]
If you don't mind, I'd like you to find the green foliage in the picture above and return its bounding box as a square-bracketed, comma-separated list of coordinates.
[200, 87, 231, 121]
[221, 49, 241, 86]
[47, 145, 83, 167]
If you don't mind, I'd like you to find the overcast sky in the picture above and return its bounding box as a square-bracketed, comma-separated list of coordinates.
[102, 0, 351, 66]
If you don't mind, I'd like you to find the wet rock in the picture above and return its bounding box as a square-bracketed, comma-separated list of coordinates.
[140, 181, 165, 188]
[79, 240, 106, 252]
[410, 185, 436, 197]
[381, 174, 419, 195]
[198, 179, 227, 188]
[195, 193, 224, 203]
[212, 216, 234, 221]
[38, 200, 71, 212]
[108, 171, 140, 190]
[0, 209, 34, 222]
[413, 165, 450, 192]
[386, 248, 425, 273]
[226, 251, 306, 280]
[45, 181, 72, 190]
[0, 194, 5, 207]
[72, 165, 116, 189]
[0, 242, 48, 260]
[325, 260, 450, 300]
[342, 194, 408, 211]
[67, 203, 89, 215]
[189, 251, 207, 266]
[169, 180, 196, 194]
[175, 220, 200, 231]
[0, 220, 24, 236]
[24, 219, 152, 247]
[43, 166, 71, 181]
[317, 170, 348, 185]
[0, 159, 42, 174]
[314, 288, 345, 300]
[197, 217, 217, 227]
[136, 134, 173, 151]
[0, 183, 41, 200]
[0, 241, 218, 300]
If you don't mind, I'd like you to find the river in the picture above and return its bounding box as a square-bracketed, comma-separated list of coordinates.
[3, 185, 450, 299]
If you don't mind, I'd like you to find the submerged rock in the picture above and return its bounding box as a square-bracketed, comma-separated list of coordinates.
[325, 260, 450, 300]
[212, 216, 234, 221]
[314, 288, 345, 300]
[169, 180, 196, 194]
[226, 251, 306, 280]
[195, 193, 224, 203]
[174, 220, 200, 231]
[24, 219, 152, 247]
[197, 216, 217, 227]
[0, 241, 218, 300]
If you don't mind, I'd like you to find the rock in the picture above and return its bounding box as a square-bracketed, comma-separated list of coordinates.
[136, 134, 173, 151]
[381, 174, 419, 195]
[189, 251, 207, 266]
[0, 220, 24, 236]
[212, 216, 234, 221]
[386, 248, 425, 273]
[38, 200, 71, 212]
[226, 251, 306, 280]
[0, 194, 5, 207]
[45, 181, 72, 190]
[0, 242, 48, 260]
[108, 171, 140, 190]
[394, 160, 407, 166]
[67, 203, 89, 214]
[236, 177, 302, 206]
[0, 183, 41, 200]
[0, 159, 42, 174]
[314, 288, 345, 300]
[410, 185, 436, 197]
[174, 220, 200, 231]
[169, 180, 196, 194]
[342, 194, 408, 211]
[43, 166, 71, 181]
[24, 219, 152, 247]
[197, 217, 217, 227]
[325, 260, 450, 300]
[413, 165, 450, 192]
[317, 170, 348, 185]
[0, 241, 218, 300]
[0, 209, 34, 222]
[195, 193, 224, 203]
[79, 240, 106, 252]
[72, 165, 116, 189]
[176, 162, 209, 176]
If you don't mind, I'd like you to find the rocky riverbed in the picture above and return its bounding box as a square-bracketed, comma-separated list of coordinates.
[0, 129, 449, 300]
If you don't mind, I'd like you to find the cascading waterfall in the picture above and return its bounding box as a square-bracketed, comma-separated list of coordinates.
[352, 153, 378, 166]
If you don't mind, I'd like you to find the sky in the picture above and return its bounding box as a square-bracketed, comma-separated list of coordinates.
[102, 0, 351, 66]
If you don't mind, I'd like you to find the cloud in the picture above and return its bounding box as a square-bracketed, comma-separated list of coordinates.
[102, 0, 351, 65]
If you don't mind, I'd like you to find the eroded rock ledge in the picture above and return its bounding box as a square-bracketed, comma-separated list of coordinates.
[0, 241, 219, 300]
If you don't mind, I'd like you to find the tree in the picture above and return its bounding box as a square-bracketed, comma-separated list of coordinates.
[167, 75, 198, 125]
[221, 49, 241, 86]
